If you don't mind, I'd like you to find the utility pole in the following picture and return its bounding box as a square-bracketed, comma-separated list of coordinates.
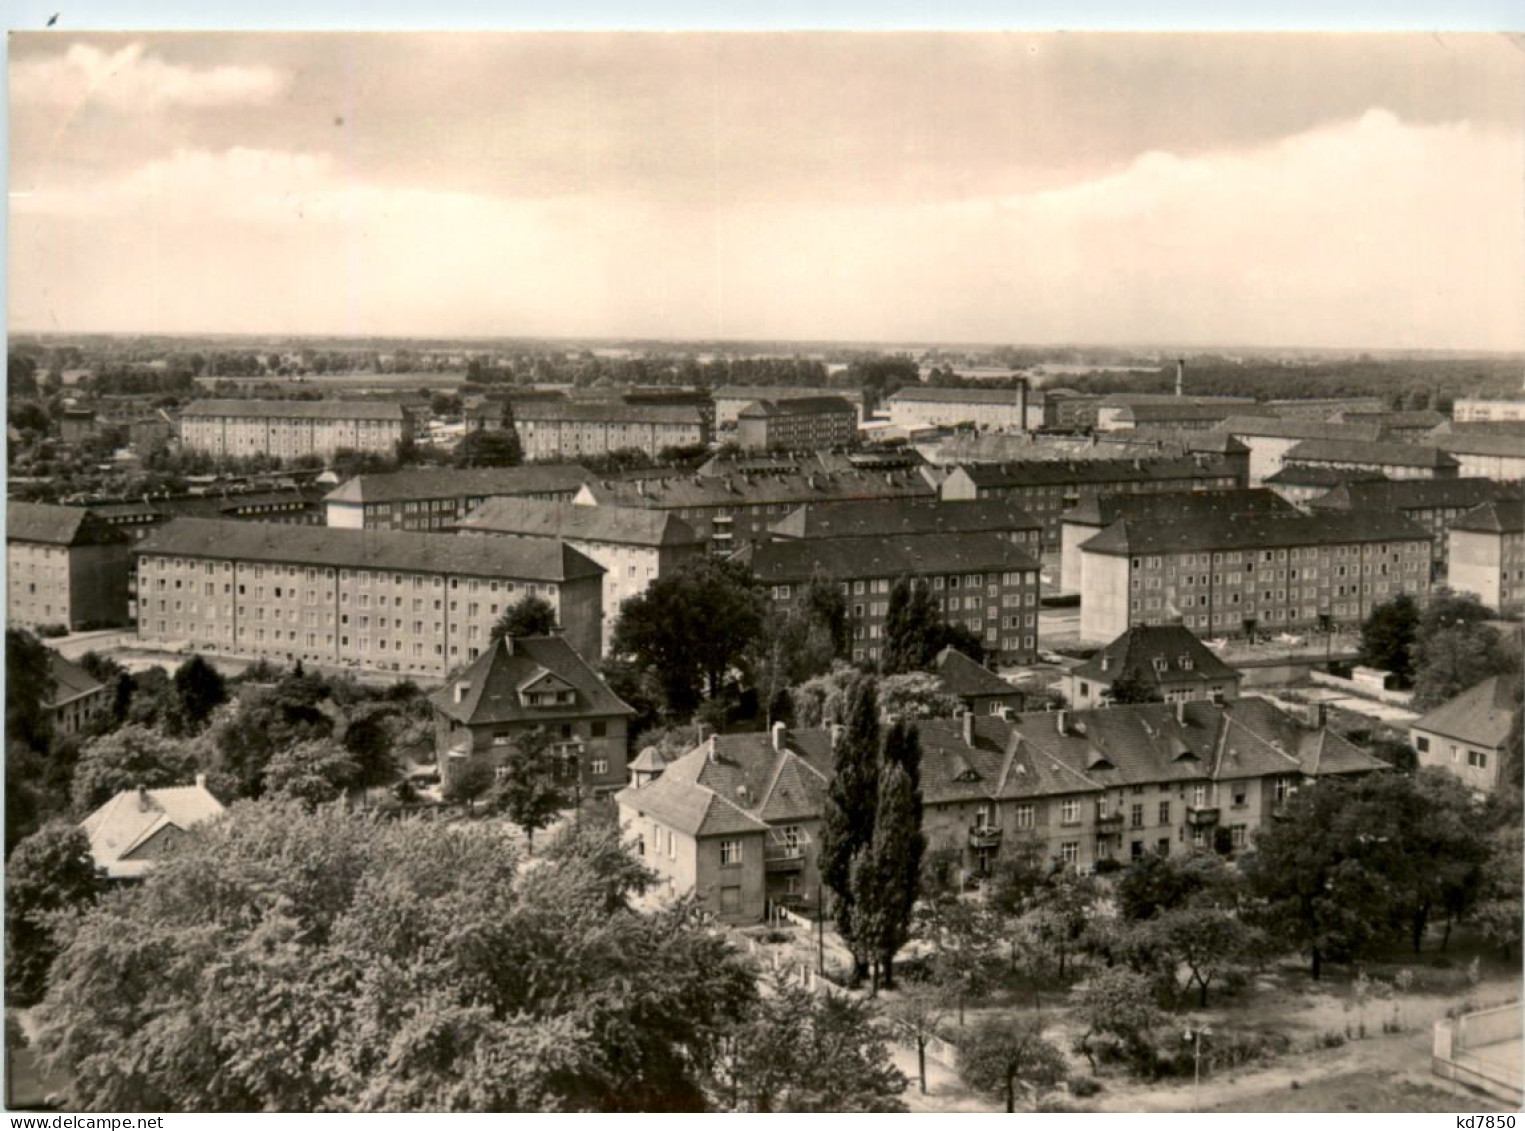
[817, 883, 825, 977]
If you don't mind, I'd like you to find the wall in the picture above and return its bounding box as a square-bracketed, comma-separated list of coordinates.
[1411, 726, 1500, 794]
[695, 829, 768, 924]
[1059, 520, 1099, 594]
[1078, 551, 1130, 642]
[69, 540, 133, 628]
[1448, 528, 1503, 609]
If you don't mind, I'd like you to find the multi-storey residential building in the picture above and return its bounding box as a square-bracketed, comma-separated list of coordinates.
[1063, 624, 1242, 710]
[1281, 439, 1460, 481]
[1432, 432, 1525, 482]
[735, 533, 1043, 665]
[1262, 465, 1388, 507]
[1448, 500, 1525, 612]
[885, 384, 1029, 432]
[1216, 417, 1385, 486]
[456, 498, 704, 654]
[513, 402, 710, 460]
[1076, 510, 1432, 643]
[939, 456, 1246, 554]
[8, 503, 132, 631]
[1263, 397, 1388, 419]
[735, 397, 859, 452]
[1059, 488, 1296, 594]
[1453, 397, 1525, 424]
[1037, 390, 1102, 431]
[1331, 410, 1447, 442]
[768, 497, 1043, 554]
[324, 465, 593, 530]
[1308, 479, 1523, 578]
[574, 466, 936, 554]
[131, 517, 605, 675]
[1408, 675, 1517, 796]
[44, 650, 110, 737]
[617, 701, 1384, 922]
[1094, 398, 1265, 433]
[85, 487, 327, 542]
[178, 399, 411, 460]
[432, 634, 635, 799]
[714, 385, 866, 428]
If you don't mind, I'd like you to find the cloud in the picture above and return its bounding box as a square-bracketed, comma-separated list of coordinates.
[10, 42, 286, 110]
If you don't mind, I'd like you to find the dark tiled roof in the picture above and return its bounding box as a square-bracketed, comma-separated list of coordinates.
[1115, 429, 1251, 455]
[457, 498, 701, 547]
[1115, 403, 1270, 423]
[1263, 466, 1389, 488]
[8, 502, 126, 546]
[770, 498, 1043, 541]
[1070, 624, 1240, 685]
[932, 647, 1020, 699]
[1062, 488, 1294, 529]
[888, 386, 1031, 405]
[1434, 432, 1525, 459]
[430, 635, 634, 725]
[514, 402, 706, 425]
[324, 465, 593, 505]
[713, 385, 863, 404]
[181, 399, 405, 421]
[1335, 410, 1447, 429]
[1451, 500, 1525, 535]
[737, 396, 857, 418]
[1307, 478, 1523, 514]
[614, 774, 769, 838]
[47, 651, 105, 705]
[953, 455, 1242, 490]
[1283, 439, 1459, 470]
[135, 517, 605, 581]
[1410, 675, 1519, 749]
[737, 531, 1040, 582]
[578, 467, 935, 511]
[1218, 418, 1385, 442]
[1079, 509, 1431, 556]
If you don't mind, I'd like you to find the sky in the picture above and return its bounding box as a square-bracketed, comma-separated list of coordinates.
[8, 32, 1525, 349]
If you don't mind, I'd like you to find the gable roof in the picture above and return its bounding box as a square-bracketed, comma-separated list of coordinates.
[932, 647, 1021, 700]
[181, 399, 405, 421]
[770, 497, 1043, 541]
[46, 651, 106, 707]
[135, 517, 604, 581]
[713, 385, 864, 405]
[1410, 675, 1519, 749]
[888, 386, 1032, 406]
[457, 497, 701, 547]
[736, 531, 1040, 583]
[577, 466, 935, 512]
[952, 455, 1242, 490]
[513, 401, 706, 426]
[324, 465, 594, 506]
[1263, 466, 1390, 489]
[80, 783, 225, 879]
[1062, 488, 1294, 530]
[1450, 500, 1525, 535]
[1070, 624, 1240, 686]
[1079, 509, 1431, 557]
[430, 635, 634, 725]
[1217, 418, 1385, 443]
[738, 396, 857, 418]
[1283, 439, 1459, 470]
[614, 772, 770, 838]
[8, 503, 126, 546]
[1308, 478, 1522, 514]
[1433, 432, 1525, 459]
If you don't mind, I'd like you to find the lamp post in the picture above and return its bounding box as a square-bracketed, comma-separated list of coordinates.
[1183, 1023, 1212, 1112]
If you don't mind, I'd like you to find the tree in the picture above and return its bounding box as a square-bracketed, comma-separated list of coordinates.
[881, 578, 942, 674]
[453, 427, 522, 468]
[1411, 623, 1514, 712]
[538, 820, 656, 916]
[1358, 593, 1420, 684]
[173, 654, 227, 730]
[443, 756, 496, 814]
[7, 627, 54, 754]
[819, 677, 881, 983]
[1022, 870, 1098, 982]
[1474, 826, 1523, 960]
[716, 970, 906, 1112]
[264, 740, 360, 808]
[916, 893, 999, 1025]
[5, 823, 105, 1006]
[35, 801, 757, 1112]
[1072, 966, 1161, 1073]
[341, 704, 399, 785]
[878, 672, 961, 720]
[206, 672, 335, 798]
[490, 594, 557, 640]
[611, 557, 766, 718]
[1418, 589, 1496, 641]
[1115, 850, 1240, 921]
[887, 988, 946, 1094]
[70, 725, 203, 813]
[488, 728, 571, 851]
[958, 1016, 1067, 1113]
[1104, 668, 1163, 705]
[1145, 906, 1263, 1007]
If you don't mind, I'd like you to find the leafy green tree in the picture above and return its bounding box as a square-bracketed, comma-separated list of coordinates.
[1418, 590, 1496, 641]
[957, 1016, 1067, 1113]
[1411, 623, 1515, 712]
[881, 578, 942, 674]
[791, 662, 859, 727]
[878, 671, 961, 720]
[173, 654, 227, 730]
[715, 970, 906, 1112]
[264, 740, 360, 809]
[5, 823, 105, 1006]
[1072, 966, 1161, 1073]
[1474, 826, 1523, 960]
[7, 627, 54, 754]
[453, 427, 523, 468]
[1357, 592, 1420, 684]
[538, 821, 656, 916]
[40, 801, 759, 1112]
[1115, 850, 1240, 921]
[916, 893, 999, 1025]
[611, 557, 766, 718]
[749, 574, 849, 722]
[488, 728, 570, 851]
[1104, 668, 1163, 705]
[887, 987, 946, 1095]
[1145, 906, 1263, 1007]
[340, 704, 398, 785]
[443, 756, 496, 814]
[490, 594, 558, 640]
[819, 677, 881, 983]
[1022, 870, 1098, 982]
[206, 673, 335, 798]
[70, 725, 203, 813]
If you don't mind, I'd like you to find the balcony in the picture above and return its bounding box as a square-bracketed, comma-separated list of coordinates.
[1186, 806, 1220, 827]
[1095, 811, 1124, 832]
[969, 825, 1004, 850]
[765, 831, 808, 872]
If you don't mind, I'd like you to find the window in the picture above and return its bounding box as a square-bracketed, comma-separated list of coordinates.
[1158, 801, 1171, 825]
[1415, 736, 1430, 753]
[1192, 784, 1207, 807]
[590, 758, 609, 775]
[1060, 798, 1080, 824]
[1468, 750, 1489, 769]
[1060, 841, 1079, 864]
[1231, 825, 1247, 849]
[1014, 804, 1035, 829]
[1130, 803, 1144, 829]
[720, 840, 743, 866]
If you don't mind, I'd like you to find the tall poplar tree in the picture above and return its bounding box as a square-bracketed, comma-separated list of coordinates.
[819, 677, 881, 983]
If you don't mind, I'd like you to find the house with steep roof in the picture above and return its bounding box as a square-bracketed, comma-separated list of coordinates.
[1409, 676, 1518, 795]
[80, 778, 225, 880]
[931, 646, 1025, 716]
[432, 634, 636, 798]
[616, 700, 1386, 921]
[1063, 625, 1241, 710]
[44, 651, 110, 737]
[1448, 500, 1525, 613]
[7, 502, 132, 631]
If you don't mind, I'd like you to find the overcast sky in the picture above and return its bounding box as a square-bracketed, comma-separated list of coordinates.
[9, 33, 1524, 349]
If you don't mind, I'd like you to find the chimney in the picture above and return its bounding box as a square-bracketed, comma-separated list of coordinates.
[962, 709, 975, 746]
[137, 784, 150, 810]
[1176, 358, 1185, 398]
[195, 772, 207, 790]
[1308, 702, 1327, 729]
[1056, 710, 1068, 736]
[453, 680, 470, 705]
[771, 720, 787, 752]
[1016, 378, 1029, 434]
[1175, 699, 1187, 725]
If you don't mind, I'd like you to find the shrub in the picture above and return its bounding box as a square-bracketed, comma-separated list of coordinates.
[1068, 1076, 1103, 1097]
[1316, 1030, 1346, 1049]
[1092, 857, 1123, 875]
[1037, 1099, 1082, 1113]
[36, 623, 69, 638]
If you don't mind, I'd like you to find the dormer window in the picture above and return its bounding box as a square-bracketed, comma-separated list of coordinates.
[1179, 655, 1193, 670]
[1152, 657, 1168, 673]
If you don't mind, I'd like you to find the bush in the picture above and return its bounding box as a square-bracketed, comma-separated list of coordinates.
[1068, 1076, 1103, 1097]
[1037, 1099, 1082, 1113]
[36, 623, 69, 638]
[1316, 1030, 1346, 1049]
[1092, 857, 1123, 875]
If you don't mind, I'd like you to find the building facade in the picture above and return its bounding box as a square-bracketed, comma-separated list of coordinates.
[1453, 398, 1525, 424]
[1447, 500, 1525, 613]
[769, 497, 1044, 554]
[1408, 676, 1516, 796]
[324, 465, 594, 531]
[513, 402, 710, 460]
[1063, 624, 1242, 710]
[735, 397, 859, 452]
[885, 384, 1029, 432]
[7, 503, 132, 631]
[713, 385, 866, 428]
[179, 399, 411, 460]
[45, 650, 110, 737]
[1216, 418, 1385, 487]
[1280, 439, 1460, 481]
[1077, 510, 1433, 643]
[736, 532, 1043, 665]
[131, 517, 605, 675]
[1432, 433, 1525, 483]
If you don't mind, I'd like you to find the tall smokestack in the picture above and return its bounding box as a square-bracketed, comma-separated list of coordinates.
[1016, 378, 1029, 434]
[1175, 359, 1185, 399]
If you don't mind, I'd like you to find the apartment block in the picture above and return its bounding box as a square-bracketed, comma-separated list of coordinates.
[513, 402, 710, 460]
[713, 385, 866, 428]
[178, 399, 411, 460]
[1432, 432, 1525, 483]
[7, 503, 132, 631]
[324, 465, 593, 531]
[1216, 417, 1384, 487]
[1094, 398, 1266, 433]
[769, 496, 1043, 554]
[885, 384, 1029, 432]
[1448, 500, 1525, 612]
[1453, 398, 1525, 424]
[939, 455, 1246, 553]
[735, 396, 859, 452]
[1281, 439, 1460, 481]
[131, 517, 605, 675]
[1077, 510, 1433, 643]
[1262, 465, 1388, 507]
[456, 498, 704, 654]
[735, 532, 1043, 665]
